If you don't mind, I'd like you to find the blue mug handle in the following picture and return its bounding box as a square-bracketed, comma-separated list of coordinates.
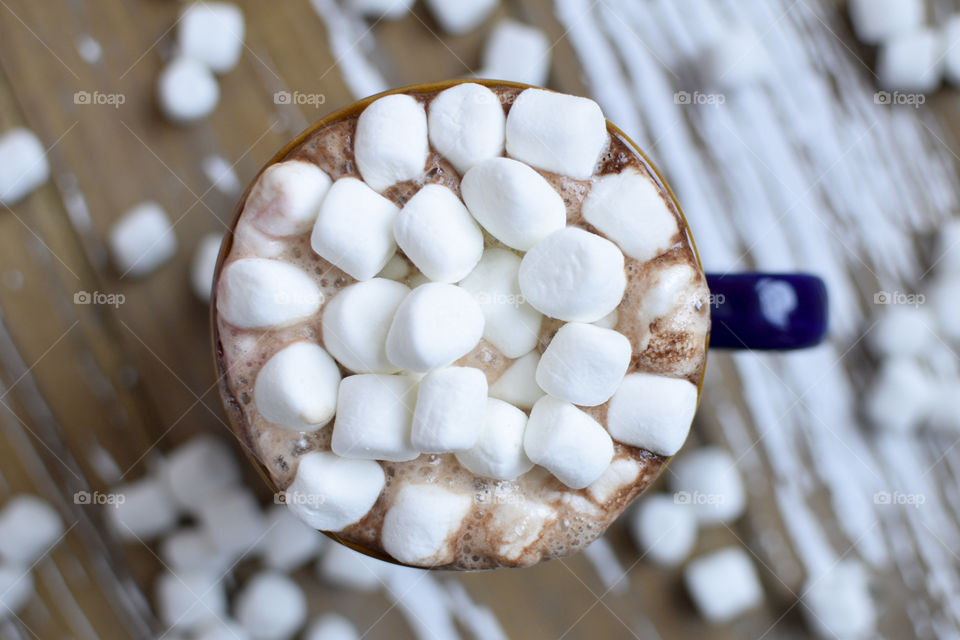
[705, 273, 828, 350]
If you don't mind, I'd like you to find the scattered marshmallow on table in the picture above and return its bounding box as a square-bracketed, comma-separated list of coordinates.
[685, 547, 763, 623]
[929, 275, 960, 342]
[669, 446, 746, 525]
[867, 305, 935, 358]
[0, 564, 33, 619]
[354, 94, 428, 192]
[285, 450, 385, 531]
[259, 505, 325, 571]
[157, 57, 220, 123]
[524, 396, 614, 489]
[322, 278, 410, 373]
[929, 379, 960, 433]
[348, 0, 414, 19]
[628, 494, 697, 566]
[945, 16, 960, 88]
[317, 542, 389, 592]
[178, 2, 245, 74]
[159, 527, 228, 575]
[606, 373, 698, 455]
[536, 322, 631, 407]
[304, 613, 359, 640]
[108, 202, 177, 277]
[217, 258, 322, 329]
[155, 570, 227, 632]
[423, 0, 498, 34]
[411, 366, 487, 453]
[865, 357, 933, 433]
[194, 618, 252, 640]
[393, 184, 484, 283]
[197, 487, 267, 558]
[701, 25, 772, 89]
[848, 0, 924, 45]
[310, 177, 400, 280]
[933, 218, 960, 271]
[518, 227, 626, 322]
[0, 128, 49, 206]
[381, 484, 472, 565]
[162, 435, 241, 512]
[481, 21, 551, 87]
[802, 561, 875, 640]
[427, 83, 505, 175]
[877, 28, 944, 93]
[455, 398, 533, 480]
[0, 495, 64, 566]
[245, 161, 331, 237]
[254, 341, 341, 431]
[488, 350, 544, 410]
[234, 571, 307, 640]
[331, 375, 419, 461]
[107, 476, 179, 541]
[190, 232, 223, 302]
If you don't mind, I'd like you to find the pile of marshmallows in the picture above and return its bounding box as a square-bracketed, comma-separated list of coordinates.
[0, 496, 65, 620]
[218, 85, 701, 563]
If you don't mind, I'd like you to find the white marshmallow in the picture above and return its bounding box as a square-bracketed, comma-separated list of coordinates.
[354, 94, 428, 192]
[0, 564, 33, 619]
[460, 158, 566, 251]
[159, 528, 229, 575]
[285, 450, 385, 530]
[427, 83, 505, 174]
[157, 57, 220, 123]
[849, 0, 924, 45]
[385, 283, 484, 373]
[460, 249, 543, 358]
[108, 202, 177, 277]
[455, 398, 533, 480]
[178, 2, 245, 74]
[322, 278, 410, 373]
[628, 494, 697, 567]
[945, 17, 960, 87]
[381, 484, 472, 566]
[536, 322, 631, 406]
[481, 21, 551, 87]
[245, 161, 331, 237]
[304, 613, 359, 640]
[162, 435, 241, 512]
[254, 342, 341, 431]
[191, 232, 223, 302]
[197, 488, 267, 558]
[217, 258, 322, 329]
[348, 0, 413, 19]
[586, 457, 641, 503]
[394, 184, 484, 283]
[259, 505, 325, 571]
[505, 89, 607, 179]
[331, 374, 419, 461]
[0, 128, 49, 206]
[802, 561, 876, 640]
[383, 565, 462, 640]
[606, 373, 698, 455]
[234, 571, 307, 640]
[424, 0, 497, 34]
[669, 446, 746, 525]
[933, 217, 960, 271]
[877, 28, 944, 93]
[107, 476, 179, 541]
[195, 618, 252, 640]
[310, 177, 400, 280]
[233, 222, 285, 258]
[702, 26, 772, 88]
[867, 305, 936, 358]
[929, 378, 960, 433]
[0, 495, 64, 566]
[865, 357, 933, 433]
[518, 228, 626, 322]
[488, 350, 544, 409]
[155, 570, 227, 632]
[490, 499, 553, 561]
[523, 396, 613, 489]
[411, 366, 487, 453]
[930, 275, 960, 341]
[378, 253, 411, 281]
[317, 543, 389, 592]
[685, 548, 763, 623]
[582, 168, 680, 262]
[593, 309, 619, 330]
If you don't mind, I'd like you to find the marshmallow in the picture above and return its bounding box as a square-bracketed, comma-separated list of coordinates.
[378, 253, 411, 281]
[394, 184, 484, 283]
[423, 0, 497, 34]
[157, 57, 220, 123]
[456, 398, 533, 480]
[162, 435, 241, 512]
[155, 570, 227, 632]
[285, 450, 385, 530]
[524, 396, 614, 489]
[233, 222, 286, 258]
[685, 548, 763, 623]
[628, 494, 697, 567]
[460, 157, 566, 251]
[802, 561, 876, 640]
[385, 283, 484, 372]
[217, 258, 322, 329]
[383, 565, 463, 639]
[310, 177, 400, 280]
[586, 457, 641, 503]
[354, 94, 428, 192]
[191, 232, 223, 302]
[582, 168, 680, 262]
[933, 217, 960, 271]
[159, 528, 229, 575]
[505, 89, 607, 179]
[107, 476, 179, 541]
[304, 614, 359, 640]
[197, 488, 267, 558]
[427, 83, 505, 174]
[669, 446, 746, 525]
[849, 0, 924, 45]
[322, 278, 410, 373]
[930, 275, 960, 341]
[929, 379, 960, 433]
[234, 571, 307, 640]
[259, 505, 325, 571]
[245, 161, 332, 237]
[536, 322, 631, 406]
[0, 564, 33, 619]
[381, 484, 472, 565]
[195, 619, 252, 640]
[0, 128, 49, 206]
[867, 305, 936, 358]
[348, 0, 413, 19]
[0, 495, 64, 566]
[331, 375, 419, 461]
[518, 228, 626, 322]
[317, 542, 390, 592]
[178, 2, 245, 73]
[254, 342, 341, 431]
[865, 358, 933, 433]
[108, 202, 177, 277]
[488, 350, 544, 409]
[877, 28, 944, 93]
[593, 309, 618, 330]
[460, 249, 542, 358]
[411, 367, 487, 453]
[481, 21, 551, 87]
[606, 373, 697, 455]
[702, 26, 772, 88]
[490, 499, 553, 561]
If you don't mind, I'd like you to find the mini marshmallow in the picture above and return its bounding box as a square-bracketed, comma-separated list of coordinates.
[802, 561, 876, 640]
[159, 528, 229, 575]
[245, 161, 331, 237]
[460, 157, 566, 251]
[197, 487, 267, 558]
[702, 26, 772, 88]
[348, 0, 414, 19]
[586, 457, 641, 503]
[234, 571, 307, 640]
[217, 258, 322, 329]
[877, 28, 944, 93]
[606, 373, 698, 455]
[259, 505, 325, 571]
[107, 476, 179, 541]
[867, 306, 936, 358]
[505, 89, 607, 179]
[304, 614, 359, 640]
[427, 83, 505, 174]
[593, 309, 619, 330]
[536, 322, 631, 406]
[195, 619, 252, 640]
[424, 0, 497, 34]
[669, 446, 746, 525]
[0, 564, 33, 619]
[930, 275, 960, 342]
[460, 249, 543, 358]
[191, 232, 223, 302]
[455, 398, 533, 480]
[157, 57, 220, 123]
[411, 366, 487, 453]
[354, 94, 428, 192]
[582, 168, 680, 262]
[490, 499, 554, 561]
[685, 547, 763, 623]
[481, 21, 551, 87]
[178, 2, 245, 74]
[628, 494, 697, 567]
[285, 450, 385, 530]
[155, 570, 227, 632]
[311, 177, 400, 280]
[254, 342, 341, 431]
[322, 278, 410, 373]
[162, 435, 241, 512]
[331, 375, 419, 461]
[518, 228, 626, 322]
[108, 202, 177, 277]
[488, 350, 544, 409]
[865, 357, 933, 433]
[317, 542, 390, 592]
[0, 128, 49, 206]
[385, 283, 484, 372]
[0, 495, 64, 566]
[394, 184, 484, 283]
[929, 379, 960, 433]
[849, 0, 924, 45]
[378, 254, 411, 281]
[381, 484, 472, 565]
[524, 396, 614, 489]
